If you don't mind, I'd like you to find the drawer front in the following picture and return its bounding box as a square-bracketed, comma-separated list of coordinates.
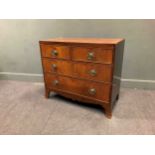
[72, 46, 113, 64]
[45, 74, 111, 102]
[74, 62, 112, 82]
[41, 44, 70, 60]
[42, 59, 112, 82]
[42, 59, 72, 76]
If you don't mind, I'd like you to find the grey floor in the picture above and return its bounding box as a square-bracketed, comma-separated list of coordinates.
[0, 80, 155, 135]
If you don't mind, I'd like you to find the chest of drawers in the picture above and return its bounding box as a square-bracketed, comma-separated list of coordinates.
[39, 38, 125, 118]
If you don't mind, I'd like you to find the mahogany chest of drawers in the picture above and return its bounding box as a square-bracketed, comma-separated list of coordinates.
[39, 38, 125, 118]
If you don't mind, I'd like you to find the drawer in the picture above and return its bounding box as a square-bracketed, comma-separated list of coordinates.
[72, 46, 113, 64]
[42, 59, 72, 76]
[42, 59, 112, 82]
[74, 62, 112, 82]
[45, 74, 111, 102]
[41, 44, 70, 60]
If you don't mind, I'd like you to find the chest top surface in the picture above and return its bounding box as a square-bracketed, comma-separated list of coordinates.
[40, 38, 124, 45]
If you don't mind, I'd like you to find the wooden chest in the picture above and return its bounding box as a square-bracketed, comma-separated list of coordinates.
[39, 38, 125, 118]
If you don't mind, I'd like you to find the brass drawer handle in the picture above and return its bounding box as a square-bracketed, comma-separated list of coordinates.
[87, 52, 94, 60]
[88, 88, 96, 95]
[52, 64, 57, 70]
[53, 80, 59, 86]
[52, 50, 58, 56]
[89, 69, 97, 76]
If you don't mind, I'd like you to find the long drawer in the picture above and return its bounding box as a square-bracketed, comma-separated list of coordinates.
[44, 74, 111, 102]
[42, 59, 112, 82]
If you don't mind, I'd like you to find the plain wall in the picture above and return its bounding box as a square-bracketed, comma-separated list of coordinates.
[0, 19, 155, 89]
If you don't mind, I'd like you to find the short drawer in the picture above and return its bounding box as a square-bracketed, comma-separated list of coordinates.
[42, 59, 72, 76]
[40, 44, 70, 60]
[72, 46, 113, 64]
[45, 74, 111, 102]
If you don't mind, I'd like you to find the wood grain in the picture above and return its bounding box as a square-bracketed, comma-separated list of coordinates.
[40, 44, 71, 60]
[72, 46, 113, 64]
[45, 73, 111, 102]
[40, 38, 124, 45]
[42, 58, 112, 82]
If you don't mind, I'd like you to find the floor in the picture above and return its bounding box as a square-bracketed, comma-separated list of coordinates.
[0, 80, 155, 135]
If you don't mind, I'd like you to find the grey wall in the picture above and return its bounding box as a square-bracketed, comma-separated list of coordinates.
[0, 19, 155, 89]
